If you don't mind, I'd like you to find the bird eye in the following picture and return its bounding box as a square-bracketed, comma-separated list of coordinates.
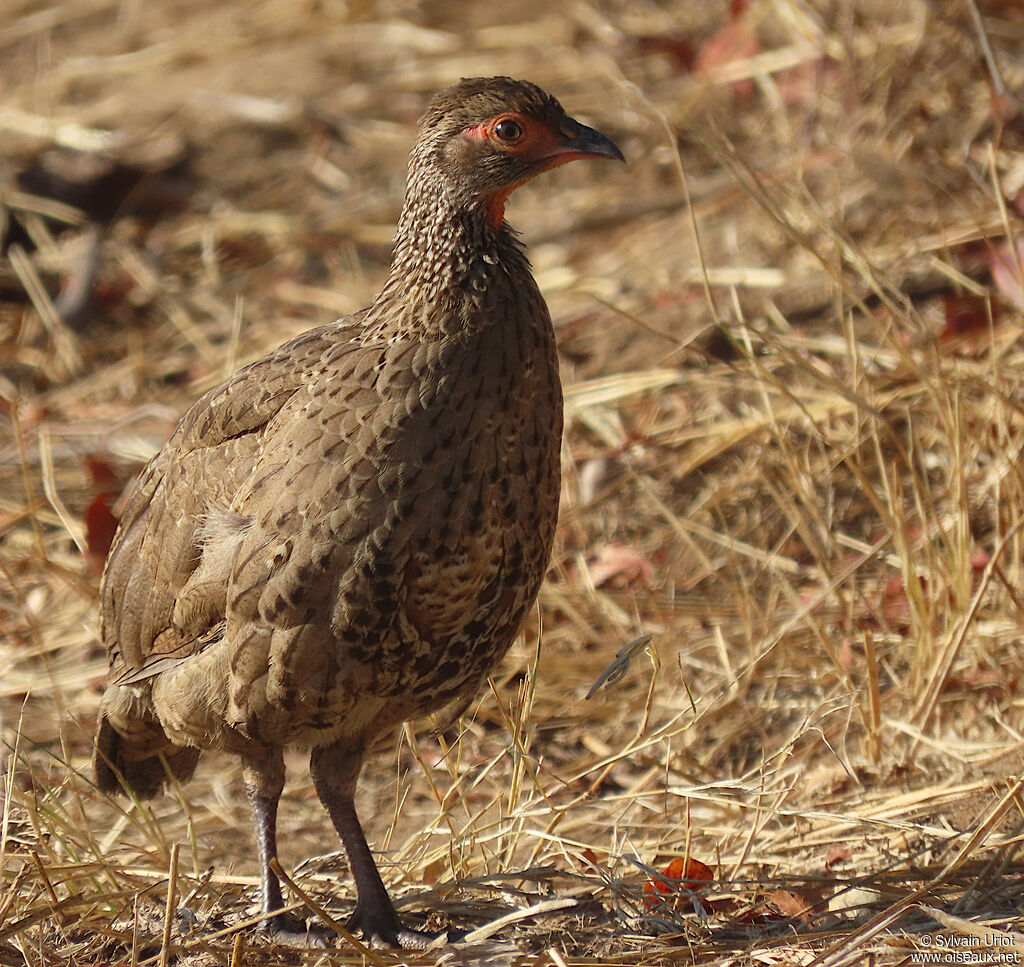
[494, 119, 523, 143]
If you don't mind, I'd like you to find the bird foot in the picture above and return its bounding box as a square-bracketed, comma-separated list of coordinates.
[258, 913, 330, 948]
[346, 906, 447, 950]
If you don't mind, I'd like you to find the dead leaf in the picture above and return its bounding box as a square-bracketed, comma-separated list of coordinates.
[84, 493, 118, 574]
[694, 2, 760, 97]
[585, 544, 655, 589]
[86, 456, 121, 492]
[990, 239, 1024, 311]
[635, 34, 696, 72]
[939, 292, 997, 355]
[881, 573, 912, 630]
[776, 57, 825, 107]
[762, 887, 824, 924]
[824, 846, 851, 870]
[421, 857, 446, 884]
[579, 848, 606, 874]
[836, 636, 855, 672]
[643, 857, 715, 909]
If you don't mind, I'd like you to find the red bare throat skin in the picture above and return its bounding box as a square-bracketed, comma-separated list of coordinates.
[485, 151, 583, 228]
[486, 180, 527, 228]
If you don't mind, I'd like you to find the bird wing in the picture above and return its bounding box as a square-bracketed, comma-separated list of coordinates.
[99, 314, 367, 677]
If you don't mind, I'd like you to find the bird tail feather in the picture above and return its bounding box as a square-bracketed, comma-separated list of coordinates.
[93, 703, 200, 800]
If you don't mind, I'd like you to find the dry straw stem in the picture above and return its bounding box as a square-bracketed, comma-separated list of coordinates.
[5, 0, 1024, 964]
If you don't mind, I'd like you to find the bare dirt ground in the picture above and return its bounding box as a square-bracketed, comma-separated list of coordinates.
[5, 1, 1024, 964]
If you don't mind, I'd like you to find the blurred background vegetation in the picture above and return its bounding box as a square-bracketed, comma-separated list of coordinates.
[3, 1, 1024, 963]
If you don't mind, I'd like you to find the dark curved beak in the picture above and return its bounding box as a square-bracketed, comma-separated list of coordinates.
[543, 118, 626, 166]
[563, 120, 626, 163]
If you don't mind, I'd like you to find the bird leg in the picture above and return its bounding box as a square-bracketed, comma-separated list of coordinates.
[243, 752, 317, 941]
[310, 743, 442, 949]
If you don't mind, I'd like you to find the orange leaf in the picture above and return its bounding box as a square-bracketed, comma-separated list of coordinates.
[763, 887, 824, 924]
[421, 858, 445, 884]
[643, 857, 715, 908]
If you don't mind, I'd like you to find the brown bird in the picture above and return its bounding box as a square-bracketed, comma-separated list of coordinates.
[93, 76, 623, 947]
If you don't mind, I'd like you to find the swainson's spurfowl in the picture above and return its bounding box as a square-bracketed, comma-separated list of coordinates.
[94, 76, 624, 947]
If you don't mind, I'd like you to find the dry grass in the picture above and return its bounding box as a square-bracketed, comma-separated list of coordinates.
[5, 0, 1024, 963]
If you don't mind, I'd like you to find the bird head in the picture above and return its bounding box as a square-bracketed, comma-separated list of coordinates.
[414, 76, 625, 227]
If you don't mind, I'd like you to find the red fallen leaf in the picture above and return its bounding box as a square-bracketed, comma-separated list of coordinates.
[579, 848, 605, 874]
[944, 663, 1017, 695]
[643, 857, 715, 908]
[650, 288, 704, 310]
[84, 455, 127, 574]
[762, 887, 824, 924]
[421, 857, 445, 884]
[824, 846, 851, 870]
[990, 239, 1024, 311]
[635, 34, 697, 72]
[694, 4, 760, 97]
[705, 895, 740, 914]
[91, 273, 139, 312]
[585, 543, 655, 590]
[989, 89, 1024, 132]
[977, 0, 1024, 12]
[940, 292, 997, 354]
[3, 400, 48, 426]
[86, 456, 120, 491]
[881, 573, 912, 629]
[85, 493, 119, 573]
[775, 58, 824, 107]
[879, 571, 952, 630]
[951, 239, 993, 276]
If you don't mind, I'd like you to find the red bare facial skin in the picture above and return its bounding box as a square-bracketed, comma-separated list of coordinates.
[484, 181, 528, 228]
[462, 111, 624, 226]
[463, 112, 571, 163]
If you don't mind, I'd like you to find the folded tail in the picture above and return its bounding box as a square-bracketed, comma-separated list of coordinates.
[93, 689, 200, 799]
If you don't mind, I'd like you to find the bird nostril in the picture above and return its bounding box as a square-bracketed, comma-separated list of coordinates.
[559, 118, 580, 140]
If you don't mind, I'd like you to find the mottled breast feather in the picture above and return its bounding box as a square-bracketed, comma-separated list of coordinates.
[101, 240, 562, 751]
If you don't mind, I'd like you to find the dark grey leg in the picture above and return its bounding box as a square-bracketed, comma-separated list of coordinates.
[242, 751, 313, 939]
[309, 743, 441, 949]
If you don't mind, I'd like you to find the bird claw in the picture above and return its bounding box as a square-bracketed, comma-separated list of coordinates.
[362, 927, 448, 950]
[258, 913, 331, 948]
[346, 907, 447, 949]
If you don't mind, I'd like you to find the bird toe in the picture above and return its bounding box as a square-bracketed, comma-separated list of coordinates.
[346, 906, 447, 949]
[258, 913, 330, 948]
